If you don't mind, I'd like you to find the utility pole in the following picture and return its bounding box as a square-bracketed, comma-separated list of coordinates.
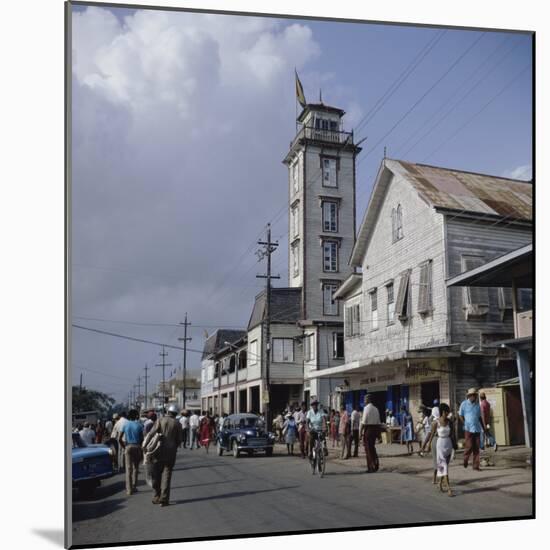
[79, 373, 83, 393]
[256, 223, 280, 428]
[178, 313, 192, 410]
[155, 346, 172, 409]
[136, 376, 141, 410]
[143, 364, 150, 409]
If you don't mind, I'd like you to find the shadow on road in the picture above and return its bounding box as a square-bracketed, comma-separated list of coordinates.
[73, 480, 126, 502]
[73, 498, 127, 522]
[171, 478, 245, 490]
[455, 480, 531, 496]
[173, 485, 298, 505]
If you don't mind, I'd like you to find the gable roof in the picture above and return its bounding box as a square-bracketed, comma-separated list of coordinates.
[202, 329, 247, 360]
[247, 287, 302, 331]
[350, 159, 533, 267]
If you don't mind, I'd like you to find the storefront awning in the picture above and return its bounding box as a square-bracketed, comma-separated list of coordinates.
[307, 345, 461, 379]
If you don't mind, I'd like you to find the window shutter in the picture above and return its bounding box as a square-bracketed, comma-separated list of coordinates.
[391, 208, 396, 242]
[345, 308, 351, 337]
[418, 261, 432, 314]
[395, 270, 411, 320]
[461, 256, 489, 308]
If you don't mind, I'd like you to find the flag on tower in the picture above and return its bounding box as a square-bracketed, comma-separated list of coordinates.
[295, 69, 307, 108]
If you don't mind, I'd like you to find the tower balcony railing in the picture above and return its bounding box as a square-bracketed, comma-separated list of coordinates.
[292, 125, 354, 147]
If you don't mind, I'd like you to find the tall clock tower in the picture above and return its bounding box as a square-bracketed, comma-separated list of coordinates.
[283, 101, 361, 406]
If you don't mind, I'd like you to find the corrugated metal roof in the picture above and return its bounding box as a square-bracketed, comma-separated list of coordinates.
[393, 160, 532, 220]
[247, 288, 302, 331]
[202, 329, 247, 359]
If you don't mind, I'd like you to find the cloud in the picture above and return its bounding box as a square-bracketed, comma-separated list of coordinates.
[70, 7, 326, 401]
[502, 164, 532, 181]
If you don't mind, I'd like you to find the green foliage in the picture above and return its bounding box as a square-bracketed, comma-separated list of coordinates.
[72, 386, 115, 415]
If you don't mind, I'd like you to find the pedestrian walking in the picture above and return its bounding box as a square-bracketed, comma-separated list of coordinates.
[417, 408, 431, 456]
[360, 395, 381, 473]
[179, 410, 189, 448]
[118, 409, 144, 496]
[459, 388, 485, 470]
[147, 403, 183, 507]
[189, 411, 200, 449]
[282, 413, 298, 455]
[294, 402, 308, 459]
[95, 420, 104, 444]
[400, 405, 414, 455]
[431, 399, 440, 421]
[112, 412, 129, 471]
[422, 403, 457, 496]
[273, 412, 284, 443]
[479, 392, 497, 452]
[330, 410, 340, 448]
[199, 412, 213, 453]
[350, 406, 361, 458]
[144, 411, 157, 436]
[79, 422, 96, 445]
[338, 406, 351, 459]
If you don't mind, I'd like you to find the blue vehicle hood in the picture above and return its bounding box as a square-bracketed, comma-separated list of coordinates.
[72, 445, 110, 463]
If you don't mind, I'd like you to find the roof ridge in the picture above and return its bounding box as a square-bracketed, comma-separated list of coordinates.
[393, 158, 532, 184]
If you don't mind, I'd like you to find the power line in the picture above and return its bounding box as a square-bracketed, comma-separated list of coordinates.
[73, 315, 246, 330]
[422, 63, 532, 162]
[356, 32, 487, 167]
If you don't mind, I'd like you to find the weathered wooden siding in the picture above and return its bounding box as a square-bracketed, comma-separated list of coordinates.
[445, 216, 532, 344]
[345, 172, 448, 362]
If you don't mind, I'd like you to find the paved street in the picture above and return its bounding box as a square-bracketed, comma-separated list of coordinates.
[72, 445, 532, 547]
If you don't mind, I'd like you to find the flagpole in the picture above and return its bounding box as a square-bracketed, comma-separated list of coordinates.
[295, 68, 298, 133]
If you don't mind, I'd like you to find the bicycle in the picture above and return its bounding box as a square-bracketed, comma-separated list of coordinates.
[309, 431, 327, 478]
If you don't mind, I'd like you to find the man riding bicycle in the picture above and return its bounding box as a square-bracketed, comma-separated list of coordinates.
[306, 400, 328, 459]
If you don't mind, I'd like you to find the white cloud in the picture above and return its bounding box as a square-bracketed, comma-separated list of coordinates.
[502, 164, 532, 181]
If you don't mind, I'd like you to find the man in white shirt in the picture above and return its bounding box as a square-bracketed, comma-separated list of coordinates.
[179, 411, 189, 448]
[350, 406, 361, 457]
[79, 422, 96, 445]
[360, 395, 381, 473]
[189, 411, 200, 449]
[111, 412, 129, 470]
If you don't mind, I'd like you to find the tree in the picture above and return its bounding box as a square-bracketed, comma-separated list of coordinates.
[72, 386, 115, 415]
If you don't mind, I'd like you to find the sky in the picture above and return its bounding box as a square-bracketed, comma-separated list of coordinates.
[70, 4, 533, 405]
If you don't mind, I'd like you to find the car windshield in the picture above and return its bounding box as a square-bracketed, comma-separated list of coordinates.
[239, 417, 259, 428]
[72, 432, 87, 449]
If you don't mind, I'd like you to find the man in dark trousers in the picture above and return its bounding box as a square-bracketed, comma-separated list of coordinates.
[150, 403, 183, 506]
[360, 395, 381, 473]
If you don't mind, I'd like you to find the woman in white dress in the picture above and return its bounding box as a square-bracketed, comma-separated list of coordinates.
[422, 403, 456, 496]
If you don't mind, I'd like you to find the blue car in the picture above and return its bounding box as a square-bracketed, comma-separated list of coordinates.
[216, 413, 275, 458]
[72, 432, 115, 497]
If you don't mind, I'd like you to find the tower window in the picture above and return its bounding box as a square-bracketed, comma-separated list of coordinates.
[292, 160, 299, 194]
[322, 240, 338, 272]
[291, 206, 299, 237]
[323, 283, 339, 315]
[322, 201, 338, 232]
[292, 244, 299, 277]
[322, 157, 337, 187]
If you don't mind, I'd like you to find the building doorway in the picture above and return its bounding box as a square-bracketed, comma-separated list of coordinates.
[250, 386, 260, 414]
[239, 389, 247, 413]
[505, 386, 526, 445]
[420, 381, 440, 409]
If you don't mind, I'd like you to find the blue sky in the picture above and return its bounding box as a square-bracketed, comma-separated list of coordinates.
[71, 5, 532, 403]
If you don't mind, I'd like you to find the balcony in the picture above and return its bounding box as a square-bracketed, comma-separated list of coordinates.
[291, 125, 354, 148]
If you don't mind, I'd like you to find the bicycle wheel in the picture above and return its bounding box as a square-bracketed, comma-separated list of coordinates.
[319, 448, 326, 478]
[310, 449, 316, 474]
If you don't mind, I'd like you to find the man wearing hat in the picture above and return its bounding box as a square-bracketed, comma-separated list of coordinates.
[459, 388, 485, 470]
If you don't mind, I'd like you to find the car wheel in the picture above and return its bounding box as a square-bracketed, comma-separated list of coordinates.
[232, 440, 240, 458]
[265, 447, 273, 457]
[217, 442, 224, 456]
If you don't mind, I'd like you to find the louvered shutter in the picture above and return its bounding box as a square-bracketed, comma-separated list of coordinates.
[395, 270, 411, 320]
[418, 261, 432, 314]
